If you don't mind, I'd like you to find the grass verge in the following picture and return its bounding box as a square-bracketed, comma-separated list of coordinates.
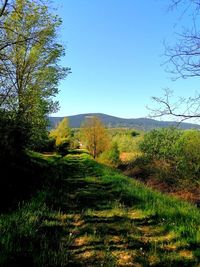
[0, 151, 199, 266]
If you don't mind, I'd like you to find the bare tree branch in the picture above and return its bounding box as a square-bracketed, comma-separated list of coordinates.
[165, 1, 200, 79]
[148, 89, 200, 121]
[151, 1, 200, 122]
[0, 0, 8, 17]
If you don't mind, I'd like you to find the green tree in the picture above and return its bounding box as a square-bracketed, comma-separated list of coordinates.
[99, 142, 121, 167]
[81, 116, 110, 158]
[50, 117, 71, 146]
[0, 0, 70, 149]
[139, 128, 182, 161]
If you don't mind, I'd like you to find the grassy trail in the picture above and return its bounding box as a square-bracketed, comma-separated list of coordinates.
[60, 156, 200, 266]
[0, 152, 200, 266]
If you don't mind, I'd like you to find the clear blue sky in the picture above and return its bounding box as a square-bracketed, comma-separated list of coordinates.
[53, 0, 199, 119]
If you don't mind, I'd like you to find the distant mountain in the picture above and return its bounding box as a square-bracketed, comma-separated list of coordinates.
[48, 113, 200, 131]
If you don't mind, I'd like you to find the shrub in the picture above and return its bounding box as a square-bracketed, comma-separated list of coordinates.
[139, 128, 182, 160]
[130, 130, 140, 137]
[49, 118, 71, 146]
[138, 128, 200, 186]
[176, 130, 200, 178]
[98, 142, 121, 167]
[70, 138, 80, 150]
[34, 137, 56, 152]
[57, 139, 71, 156]
[112, 131, 143, 153]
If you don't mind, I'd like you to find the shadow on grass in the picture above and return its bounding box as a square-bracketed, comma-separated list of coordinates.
[1, 152, 199, 266]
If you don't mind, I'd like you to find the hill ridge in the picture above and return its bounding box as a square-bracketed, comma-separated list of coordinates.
[48, 113, 200, 130]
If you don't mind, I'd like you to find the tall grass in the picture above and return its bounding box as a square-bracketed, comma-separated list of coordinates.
[0, 151, 199, 266]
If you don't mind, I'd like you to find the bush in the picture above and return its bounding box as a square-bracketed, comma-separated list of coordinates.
[139, 128, 182, 160]
[138, 128, 200, 186]
[98, 142, 121, 167]
[0, 111, 30, 161]
[57, 139, 71, 156]
[112, 131, 143, 153]
[34, 137, 56, 152]
[176, 130, 200, 178]
[130, 130, 140, 137]
[70, 138, 80, 150]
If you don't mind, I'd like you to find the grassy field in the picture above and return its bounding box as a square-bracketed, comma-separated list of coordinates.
[0, 151, 200, 266]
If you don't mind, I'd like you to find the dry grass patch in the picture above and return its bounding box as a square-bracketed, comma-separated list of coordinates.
[73, 235, 97, 247]
[146, 231, 177, 243]
[112, 250, 138, 266]
[179, 250, 194, 259]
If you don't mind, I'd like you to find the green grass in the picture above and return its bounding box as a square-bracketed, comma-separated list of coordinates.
[0, 151, 200, 266]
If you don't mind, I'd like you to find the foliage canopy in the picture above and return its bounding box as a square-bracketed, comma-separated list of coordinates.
[0, 0, 70, 151]
[81, 116, 110, 158]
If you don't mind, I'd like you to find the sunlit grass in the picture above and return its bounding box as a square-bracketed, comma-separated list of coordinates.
[0, 151, 199, 266]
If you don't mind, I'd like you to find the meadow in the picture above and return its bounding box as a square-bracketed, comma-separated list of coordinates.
[1, 150, 199, 266]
